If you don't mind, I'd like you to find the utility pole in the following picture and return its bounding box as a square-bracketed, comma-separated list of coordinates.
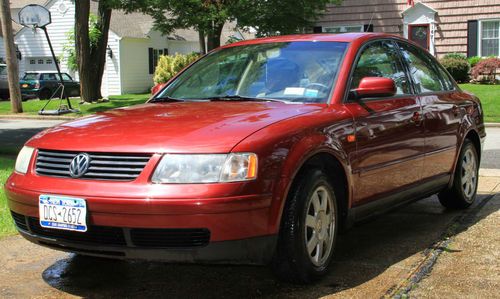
[0, 0, 22, 113]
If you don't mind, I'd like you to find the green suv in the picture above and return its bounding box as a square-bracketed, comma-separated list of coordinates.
[20, 72, 80, 100]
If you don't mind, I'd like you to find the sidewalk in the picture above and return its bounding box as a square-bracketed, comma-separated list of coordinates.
[408, 177, 500, 298]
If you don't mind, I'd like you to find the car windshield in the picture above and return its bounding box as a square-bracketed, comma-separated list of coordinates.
[157, 41, 348, 103]
[23, 73, 39, 80]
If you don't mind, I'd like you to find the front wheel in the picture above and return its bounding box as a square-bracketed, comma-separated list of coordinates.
[438, 139, 479, 209]
[272, 168, 338, 283]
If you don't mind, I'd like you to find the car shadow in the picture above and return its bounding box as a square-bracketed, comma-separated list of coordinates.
[41, 194, 498, 298]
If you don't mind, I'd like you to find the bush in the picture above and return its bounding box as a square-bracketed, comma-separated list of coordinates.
[443, 53, 467, 61]
[468, 56, 483, 68]
[471, 57, 500, 83]
[153, 52, 200, 84]
[440, 57, 470, 83]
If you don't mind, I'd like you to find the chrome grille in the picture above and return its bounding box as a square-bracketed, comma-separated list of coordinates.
[36, 150, 151, 181]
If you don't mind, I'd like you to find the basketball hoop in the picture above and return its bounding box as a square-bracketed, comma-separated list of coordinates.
[17, 4, 79, 115]
[18, 5, 51, 29]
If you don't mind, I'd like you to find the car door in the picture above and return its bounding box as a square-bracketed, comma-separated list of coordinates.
[62, 73, 79, 97]
[396, 42, 460, 180]
[345, 40, 425, 206]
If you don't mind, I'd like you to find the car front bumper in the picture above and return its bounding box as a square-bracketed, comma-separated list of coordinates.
[5, 173, 278, 264]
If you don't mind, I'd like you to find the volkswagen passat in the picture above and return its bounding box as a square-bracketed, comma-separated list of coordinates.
[6, 33, 485, 283]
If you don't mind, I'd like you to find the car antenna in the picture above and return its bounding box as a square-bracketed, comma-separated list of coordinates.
[365, 12, 375, 32]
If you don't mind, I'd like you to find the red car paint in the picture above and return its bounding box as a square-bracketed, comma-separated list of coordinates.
[5, 33, 485, 263]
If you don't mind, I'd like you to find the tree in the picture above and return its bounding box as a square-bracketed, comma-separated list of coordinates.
[118, 0, 342, 53]
[0, 0, 22, 112]
[75, 0, 113, 102]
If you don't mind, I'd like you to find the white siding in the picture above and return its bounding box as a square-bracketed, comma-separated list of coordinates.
[101, 31, 121, 97]
[0, 37, 5, 60]
[119, 31, 200, 94]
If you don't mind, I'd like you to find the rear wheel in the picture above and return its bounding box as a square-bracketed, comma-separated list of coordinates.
[272, 168, 338, 283]
[438, 139, 479, 209]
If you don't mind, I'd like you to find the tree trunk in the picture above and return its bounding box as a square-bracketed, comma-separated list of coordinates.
[198, 30, 206, 54]
[0, 0, 22, 113]
[90, 1, 112, 100]
[206, 23, 224, 51]
[75, 0, 93, 102]
[75, 0, 112, 102]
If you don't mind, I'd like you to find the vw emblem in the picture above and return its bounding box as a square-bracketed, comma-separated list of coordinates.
[69, 153, 91, 178]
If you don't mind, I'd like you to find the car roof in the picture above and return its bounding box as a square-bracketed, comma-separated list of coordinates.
[221, 33, 400, 48]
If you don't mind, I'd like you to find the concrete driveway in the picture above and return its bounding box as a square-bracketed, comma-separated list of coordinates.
[0, 119, 65, 154]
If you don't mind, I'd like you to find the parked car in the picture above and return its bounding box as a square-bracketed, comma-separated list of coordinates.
[20, 71, 80, 100]
[0, 64, 9, 100]
[6, 33, 485, 283]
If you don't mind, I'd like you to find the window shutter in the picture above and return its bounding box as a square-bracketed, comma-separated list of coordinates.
[467, 20, 478, 57]
[364, 24, 374, 32]
[313, 26, 323, 33]
[148, 47, 154, 74]
[164, 48, 169, 56]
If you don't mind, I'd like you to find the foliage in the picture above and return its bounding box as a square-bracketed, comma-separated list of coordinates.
[443, 53, 467, 61]
[0, 157, 16, 238]
[116, 0, 342, 51]
[471, 57, 500, 83]
[468, 56, 483, 68]
[153, 53, 200, 84]
[62, 14, 102, 72]
[440, 57, 470, 83]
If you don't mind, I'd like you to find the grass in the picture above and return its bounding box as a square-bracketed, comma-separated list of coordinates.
[0, 157, 16, 238]
[459, 84, 500, 123]
[0, 93, 150, 117]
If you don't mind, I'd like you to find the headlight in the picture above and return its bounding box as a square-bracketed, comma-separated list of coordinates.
[15, 146, 35, 174]
[152, 153, 257, 184]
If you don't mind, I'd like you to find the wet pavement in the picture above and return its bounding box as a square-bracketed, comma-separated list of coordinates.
[0, 177, 498, 298]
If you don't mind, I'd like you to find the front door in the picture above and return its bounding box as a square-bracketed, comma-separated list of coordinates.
[346, 40, 425, 206]
[408, 24, 430, 50]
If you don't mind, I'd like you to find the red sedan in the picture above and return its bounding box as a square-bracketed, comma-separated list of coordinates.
[6, 33, 485, 283]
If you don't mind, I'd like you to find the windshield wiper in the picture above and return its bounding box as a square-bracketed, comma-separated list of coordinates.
[150, 96, 186, 103]
[196, 95, 283, 102]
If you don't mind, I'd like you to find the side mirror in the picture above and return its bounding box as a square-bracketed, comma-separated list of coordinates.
[350, 77, 396, 100]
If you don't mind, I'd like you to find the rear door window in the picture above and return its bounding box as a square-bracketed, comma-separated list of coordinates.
[397, 42, 446, 93]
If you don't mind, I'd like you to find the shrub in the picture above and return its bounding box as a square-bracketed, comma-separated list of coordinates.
[153, 52, 200, 84]
[471, 57, 500, 84]
[468, 56, 483, 68]
[440, 57, 470, 83]
[443, 53, 467, 61]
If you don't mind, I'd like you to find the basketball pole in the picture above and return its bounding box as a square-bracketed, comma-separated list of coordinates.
[41, 26, 73, 110]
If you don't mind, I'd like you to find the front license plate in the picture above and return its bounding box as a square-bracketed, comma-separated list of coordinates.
[39, 195, 87, 232]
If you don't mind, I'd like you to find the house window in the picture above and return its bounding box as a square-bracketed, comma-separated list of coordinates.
[46, 59, 53, 64]
[148, 48, 169, 74]
[38, 59, 44, 64]
[323, 25, 363, 33]
[30, 59, 35, 64]
[480, 20, 500, 57]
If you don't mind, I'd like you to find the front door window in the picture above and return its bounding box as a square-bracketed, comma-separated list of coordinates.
[409, 25, 430, 50]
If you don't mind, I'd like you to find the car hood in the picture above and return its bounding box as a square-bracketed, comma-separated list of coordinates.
[27, 101, 322, 153]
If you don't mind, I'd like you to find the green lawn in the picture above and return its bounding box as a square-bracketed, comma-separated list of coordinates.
[0, 93, 150, 117]
[0, 157, 16, 238]
[459, 84, 500, 123]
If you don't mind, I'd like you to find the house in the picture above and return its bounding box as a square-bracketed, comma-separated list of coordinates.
[313, 0, 500, 58]
[4, 0, 246, 97]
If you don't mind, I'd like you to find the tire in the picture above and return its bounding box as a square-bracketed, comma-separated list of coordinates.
[272, 167, 339, 283]
[438, 139, 479, 209]
[38, 89, 52, 100]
